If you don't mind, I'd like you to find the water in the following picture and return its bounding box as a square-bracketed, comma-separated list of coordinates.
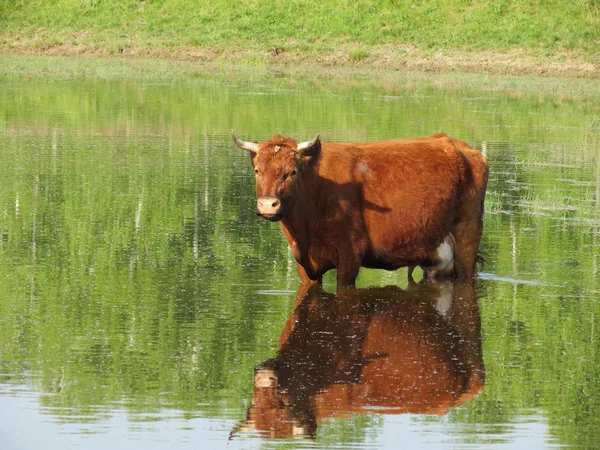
[1, 61, 600, 449]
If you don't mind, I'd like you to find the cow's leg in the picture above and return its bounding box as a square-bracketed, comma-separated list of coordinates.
[408, 265, 416, 282]
[296, 262, 322, 285]
[453, 219, 481, 279]
[336, 260, 360, 288]
[454, 193, 485, 279]
[454, 149, 488, 280]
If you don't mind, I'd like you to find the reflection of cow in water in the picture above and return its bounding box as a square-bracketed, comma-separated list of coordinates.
[232, 281, 485, 439]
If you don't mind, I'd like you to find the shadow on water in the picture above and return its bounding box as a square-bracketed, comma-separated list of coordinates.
[231, 280, 485, 440]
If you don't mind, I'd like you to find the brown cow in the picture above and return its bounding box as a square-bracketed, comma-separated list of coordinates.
[231, 281, 485, 439]
[232, 132, 488, 288]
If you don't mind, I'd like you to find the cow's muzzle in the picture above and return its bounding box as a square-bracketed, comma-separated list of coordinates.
[257, 196, 283, 221]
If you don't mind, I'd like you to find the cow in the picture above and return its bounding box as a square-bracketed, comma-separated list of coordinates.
[232, 132, 488, 289]
[230, 281, 485, 439]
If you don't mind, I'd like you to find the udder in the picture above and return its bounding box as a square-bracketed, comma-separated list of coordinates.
[408, 234, 455, 281]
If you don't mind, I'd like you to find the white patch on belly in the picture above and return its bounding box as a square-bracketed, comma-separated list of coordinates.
[434, 235, 454, 274]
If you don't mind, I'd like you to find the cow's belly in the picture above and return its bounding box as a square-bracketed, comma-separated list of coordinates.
[361, 251, 419, 271]
[363, 218, 450, 269]
[361, 183, 456, 266]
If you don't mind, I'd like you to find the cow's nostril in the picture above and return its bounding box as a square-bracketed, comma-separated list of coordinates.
[272, 199, 280, 207]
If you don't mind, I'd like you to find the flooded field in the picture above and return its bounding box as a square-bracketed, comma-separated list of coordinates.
[1, 59, 600, 449]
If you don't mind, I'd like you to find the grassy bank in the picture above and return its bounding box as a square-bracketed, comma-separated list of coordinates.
[1, 0, 599, 77]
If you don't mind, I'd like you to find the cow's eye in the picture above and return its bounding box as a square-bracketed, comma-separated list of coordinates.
[254, 168, 259, 175]
[291, 170, 297, 176]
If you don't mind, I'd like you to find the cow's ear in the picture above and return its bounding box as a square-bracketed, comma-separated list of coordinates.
[296, 134, 320, 159]
[250, 150, 258, 166]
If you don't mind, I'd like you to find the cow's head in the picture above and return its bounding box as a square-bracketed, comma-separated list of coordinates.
[229, 359, 316, 440]
[232, 131, 320, 221]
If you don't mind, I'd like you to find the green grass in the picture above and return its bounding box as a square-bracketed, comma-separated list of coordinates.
[349, 48, 369, 61]
[1, 0, 599, 66]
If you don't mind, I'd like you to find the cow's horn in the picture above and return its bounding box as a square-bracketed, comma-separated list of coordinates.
[232, 130, 260, 153]
[296, 134, 320, 154]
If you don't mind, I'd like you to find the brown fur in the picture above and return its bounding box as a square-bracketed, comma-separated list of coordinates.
[243, 133, 489, 288]
[236, 281, 485, 439]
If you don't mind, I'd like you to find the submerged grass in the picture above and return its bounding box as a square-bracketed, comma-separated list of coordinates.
[3, 54, 600, 102]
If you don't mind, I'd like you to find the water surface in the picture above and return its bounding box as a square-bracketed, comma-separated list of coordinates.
[1, 60, 599, 449]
